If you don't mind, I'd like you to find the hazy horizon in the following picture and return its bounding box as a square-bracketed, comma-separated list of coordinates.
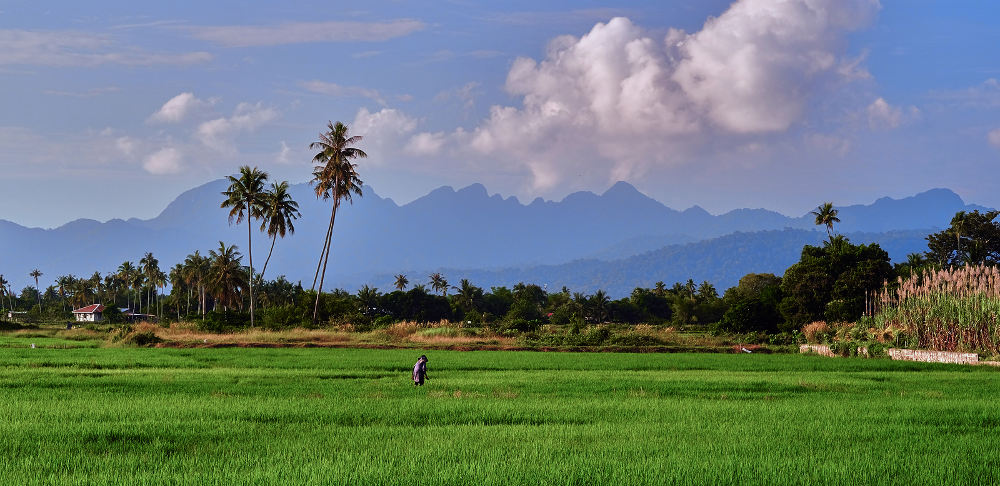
[2, 176, 982, 231]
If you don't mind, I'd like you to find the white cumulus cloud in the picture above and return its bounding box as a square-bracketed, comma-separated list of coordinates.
[143, 147, 183, 175]
[196, 102, 277, 152]
[450, 0, 879, 191]
[867, 97, 919, 130]
[405, 132, 447, 156]
[350, 108, 419, 163]
[148, 92, 215, 123]
[115, 136, 138, 157]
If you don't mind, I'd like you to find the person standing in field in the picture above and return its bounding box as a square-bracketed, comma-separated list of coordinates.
[412, 355, 428, 386]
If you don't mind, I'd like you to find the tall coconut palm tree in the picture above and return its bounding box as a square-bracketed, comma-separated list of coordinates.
[356, 285, 381, 316]
[29, 269, 42, 311]
[152, 268, 167, 319]
[309, 121, 367, 324]
[56, 275, 72, 312]
[183, 251, 209, 318]
[116, 261, 136, 311]
[169, 263, 185, 320]
[259, 180, 301, 278]
[810, 202, 841, 238]
[0, 274, 8, 312]
[454, 279, 483, 314]
[139, 252, 159, 315]
[394, 274, 409, 291]
[221, 165, 269, 327]
[208, 241, 244, 311]
[429, 273, 449, 296]
[950, 210, 968, 262]
[89, 272, 102, 304]
[103, 274, 116, 306]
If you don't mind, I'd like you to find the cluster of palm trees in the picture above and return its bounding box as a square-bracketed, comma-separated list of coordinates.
[392, 272, 450, 296]
[1, 120, 366, 326]
[215, 120, 365, 326]
[221, 167, 301, 327]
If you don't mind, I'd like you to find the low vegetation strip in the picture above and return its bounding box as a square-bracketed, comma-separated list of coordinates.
[1, 348, 998, 485]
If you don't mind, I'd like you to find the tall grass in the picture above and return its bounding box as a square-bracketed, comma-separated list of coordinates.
[869, 265, 1000, 354]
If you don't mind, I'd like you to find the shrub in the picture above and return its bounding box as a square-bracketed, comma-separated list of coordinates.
[109, 323, 163, 347]
[372, 315, 396, 329]
[498, 318, 541, 334]
[608, 332, 664, 347]
[802, 321, 831, 344]
[199, 311, 249, 333]
[717, 297, 782, 334]
[258, 305, 306, 330]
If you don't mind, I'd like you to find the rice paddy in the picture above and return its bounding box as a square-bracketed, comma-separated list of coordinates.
[2, 342, 998, 484]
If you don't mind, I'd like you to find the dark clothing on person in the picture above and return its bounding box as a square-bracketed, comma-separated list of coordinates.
[413, 356, 428, 386]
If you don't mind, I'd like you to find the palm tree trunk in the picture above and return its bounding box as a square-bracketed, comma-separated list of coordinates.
[247, 201, 255, 328]
[312, 214, 335, 291]
[261, 234, 277, 279]
[313, 201, 339, 324]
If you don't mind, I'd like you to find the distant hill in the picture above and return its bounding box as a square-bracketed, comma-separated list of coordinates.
[0, 179, 985, 293]
[367, 229, 933, 297]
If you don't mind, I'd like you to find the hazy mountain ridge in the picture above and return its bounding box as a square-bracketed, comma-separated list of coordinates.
[0, 180, 986, 292]
[365, 229, 933, 298]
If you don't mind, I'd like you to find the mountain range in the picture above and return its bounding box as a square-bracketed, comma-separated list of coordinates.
[0, 180, 986, 297]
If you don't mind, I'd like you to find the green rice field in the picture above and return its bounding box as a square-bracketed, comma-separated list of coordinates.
[2, 340, 999, 484]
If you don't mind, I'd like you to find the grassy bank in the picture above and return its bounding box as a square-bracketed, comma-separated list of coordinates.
[1, 347, 998, 484]
[1, 321, 786, 353]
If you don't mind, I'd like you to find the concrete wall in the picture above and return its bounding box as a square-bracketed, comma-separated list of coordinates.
[888, 348, 979, 365]
[799, 344, 836, 357]
[801, 345, 980, 365]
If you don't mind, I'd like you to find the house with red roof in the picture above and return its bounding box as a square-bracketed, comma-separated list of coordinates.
[72, 304, 104, 322]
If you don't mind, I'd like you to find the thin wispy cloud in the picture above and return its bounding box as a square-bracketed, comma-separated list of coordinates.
[988, 129, 1000, 149]
[43, 86, 120, 98]
[187, 19, 425, 47]
[928, 78, 1000, 108]
[110, 20, 187, 31]
[0, 29, 212, 66]
[434, 82, 482, 109]
[420, 49, 505, 65]
[352, 50, 383, 59]
[301, 80, 387, 106]
[487, 8, 637, 26]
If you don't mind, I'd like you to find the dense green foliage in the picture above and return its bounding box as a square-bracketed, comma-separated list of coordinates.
[926, 210, 1000, 266]
[1, 346, 998, 484]
[779, 236, 894, 327]
[717, 273, 783, 333]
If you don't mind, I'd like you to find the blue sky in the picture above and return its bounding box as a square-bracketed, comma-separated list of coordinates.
[1, 0, 999, 228]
